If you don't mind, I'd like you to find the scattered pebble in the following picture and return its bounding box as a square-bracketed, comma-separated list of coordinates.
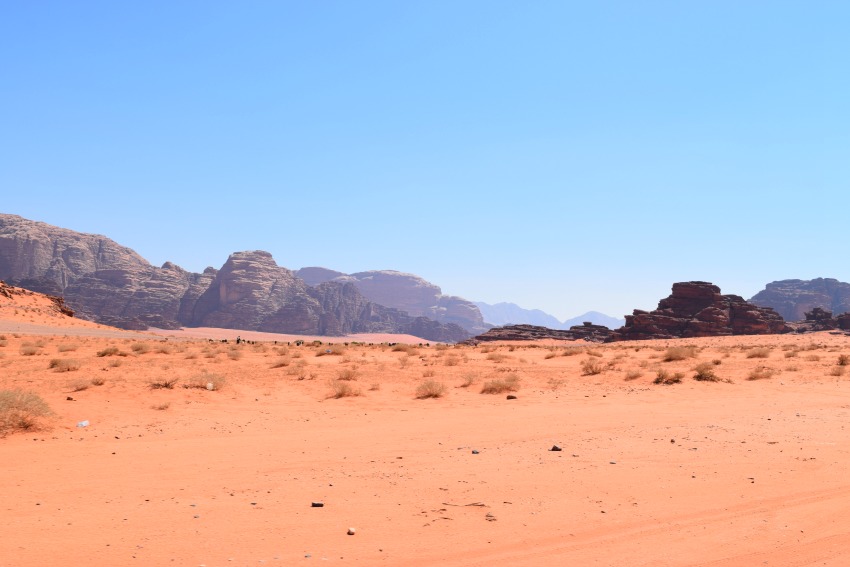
[506, 395, 517, 400]
[550, 445, 562, 452]
[471, 450, 480, 454]
[311, 502, 324, 508]
[347, 527, 356, 535]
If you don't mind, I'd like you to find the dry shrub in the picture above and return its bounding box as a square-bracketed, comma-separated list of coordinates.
[416, 380, 447, 399]
[838, 354, 850, 366]
[270, 358, 291, 369]
[785, 364, 800, 372]
[151, 402, 170, 411]
[747, 366, 777, 381]
[663, 346, 697, 362]
[336, 368, 359, 381]
[131, 342, 151, 354]
[829, 366, 846, 377]
[227, 349, 242, 361]
[580, 358, 604, 375]
[185, 352, 198, 360]
[561, 348, 583, 357]
[184, 372, 226, 391]
[784, 350, 799, 358]
[57, 343, 79, 353]
[369, 383, 381, 391]
[149, 377, 179, 390]
[392, 344, 416, 354]
[422, 369, 436, 378]
[624, 370, 642, 381]
[486, 353, 508, 363]
[480, 374, 521, 394]
[544, 351, 557, 360]
[805, 354, 821, 362]
[328, 379, 361, 398]
[548, 377, 565, 390]
[68, 379, 90, 392]
[107, 359, 123, 368]
[0, 390, 54, 435]
[746, 348, 772, 359]
[693, 362, 720, 382]
[460, 373, 477, 388]
[19, 345, 40, 356]
[155, 345, 172, 355]
[90, 377, 105, 387]
[444, 354, 460, 366]
[585, 349, 603, 358]
[49, 358, 81, 372]
[316, 345, 346, 357]
[97, 346, 127, 357]
[654, 369, 683, 385]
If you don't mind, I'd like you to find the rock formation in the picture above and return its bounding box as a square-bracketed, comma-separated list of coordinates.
[462, 322, 613, 344]
[749, 278, 850, 322]
[0, 214, 470, 342]
[295, 267, 489, 334]
[0, 280, 74, 317]
[785, 307, 850, 333]
[611, 281, 790, 341]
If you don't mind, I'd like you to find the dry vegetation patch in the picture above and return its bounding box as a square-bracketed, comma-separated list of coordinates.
[663, 346, 697, 362]
[480, 373, 521, 394]
[0, 389, 54, 435]
[415, 380, 447, 399]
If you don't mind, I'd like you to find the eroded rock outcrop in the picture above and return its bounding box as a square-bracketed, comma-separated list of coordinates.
[462, 322, 613, 344]
[611, 281, 790, 341]
[0, 215, 471, 341]
[750, 278, 850, 322]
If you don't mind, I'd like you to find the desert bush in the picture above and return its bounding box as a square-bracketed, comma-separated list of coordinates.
[544, 351, 557, 360]
[486, 352, 508, 363]
[480, 374, 521, 394]
[829, 366, 846, 377]
[422, 369, 436, 378]
[185, 352, 198, 360]
[0, 340, 6, 348]
[460, 373, 477, 388]
[155, 345, 172, 355]
[184, 372, 226, 391]
[90, 377, 105, 386]
[785, 364, 800, 372]
[663, 346, 697, 362]
[784, 350, 799, 358]
[653, 369, 683, 385]
[0, 389, 54, 435]
[151, 402, 170, 411]
[746, 348, 771, 359]
[336, 368, 359, 381]
[416, 380, 447, 399]
[585, 349, 603, 358]
[580, 358, 604, 375]
[270, 358, 291, 369]
[561, 348, 583, 357]
[369, 383, 381, 391]
[68, 379, 90, 392]
[444, 354, 460, 366]
[624, 370, 642, 381]
[805, 354, 821, 362]
[19, 345, 40, 356]
[747, 366, 777, 381]
[328, 379, 362, 398]
[148, 377, 179, 390]
[49, 358, 81, 372]
[97, 346, 127, 357]
[227, 349, 242, 361]
[693, 362, 720, 382]
[316, 345, 345, 357]
[107, 359, 123, 368]
[131, 342, 151, 354]
[57, 343, 79, 353]
[392, 344, 416, 354]
[838, 355, 850, 366]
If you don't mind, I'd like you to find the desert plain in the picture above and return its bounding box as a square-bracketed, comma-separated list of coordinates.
[2, 291, 850, 566]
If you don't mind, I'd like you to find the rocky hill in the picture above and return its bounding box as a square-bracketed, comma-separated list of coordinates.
[611, 281, 790, 341]
[463, 322, 613, 344]
[295, 267, 488, 335]
[749, 278, 850, 322]
[474, 302, 625, 330]
[0, 215, 469, 342]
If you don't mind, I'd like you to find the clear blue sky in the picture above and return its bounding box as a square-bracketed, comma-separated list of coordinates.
[2, 1, 848, 321]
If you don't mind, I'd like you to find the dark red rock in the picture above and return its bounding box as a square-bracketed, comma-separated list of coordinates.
[462, 322, 612, 344]
[610, 282, 790, 341]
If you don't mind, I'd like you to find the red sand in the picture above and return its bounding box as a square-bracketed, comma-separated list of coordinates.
[2, 292, 850, 565]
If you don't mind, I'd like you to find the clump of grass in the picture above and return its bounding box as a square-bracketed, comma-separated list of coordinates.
[328, 379, 362, 398]
[155, 345, 172, 355]
[107, 359, 123, 368]
[227, 349, 242, 361]
[90, 377, 106, 387]
[784, 350, 799, 358]
[68, 379, 90, 392]
[369, 383, 381, 391]
[480, 374, 521, 394]
[316, 345, 345, 357]
[416, 380, 447, 399]
[653, 369, 683, 385]
[829, 366, 846, 377]
[391, 344, 416, 354]
[184, 372, 226, 391]
[151, 402, 171, 411]
[270, 358, 291, 369]
[663, 346, 697, 362]
[838, 354, 850, 366]
[746, 347, 772, 359]
[693, 362, 720, 382]
[486, 352, 508, 363]
[148, 377, 179, 390]
[49, 358, 81, 372]
[785, 364, 800, 372]
[422, 369, 436, 378]
[57, 343, 79, 353]
[0, 389, 54, 435]
[585, 349, 603, 357]
[747, 366, 777, 381]
[131, 342, 151, 354]
[460, 373, 477, 388]
[805, 354, 821, 362]
[336, 368, 359, 381]
[97, 346, 127, 357]
[19, 345, 40, 356]
[580, 358, 605, 375]
[624, 370, 642, 381]
[444, 354, 461, 366]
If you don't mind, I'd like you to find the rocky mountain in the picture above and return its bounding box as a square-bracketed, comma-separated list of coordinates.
[0, 214, 469, 342]
[749, 278, 850, 322]
[474, 302, 624, 330]
[295, 267, 488, 335]
[463, 322, 613, 344]
[611, 281, 790, 341]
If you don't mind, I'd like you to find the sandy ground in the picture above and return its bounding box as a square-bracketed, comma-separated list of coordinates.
[2, 295, 850, 565]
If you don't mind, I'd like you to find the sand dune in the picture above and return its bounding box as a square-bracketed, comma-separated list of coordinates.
[2, 296, 850, 565]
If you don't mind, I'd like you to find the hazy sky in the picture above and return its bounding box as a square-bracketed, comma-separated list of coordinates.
[2, 2, 848, 321]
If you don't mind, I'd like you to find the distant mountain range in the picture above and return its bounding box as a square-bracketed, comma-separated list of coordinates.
[474, 301, 625, 330]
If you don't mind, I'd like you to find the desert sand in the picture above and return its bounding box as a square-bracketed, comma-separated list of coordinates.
[2, 292, 850, 566]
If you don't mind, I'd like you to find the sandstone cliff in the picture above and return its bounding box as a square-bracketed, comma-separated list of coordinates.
[611, 281, 790, 341]
[295, 267, 488, 334]
[750, 278, 850, 322]
[0, 215, 470, 342]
